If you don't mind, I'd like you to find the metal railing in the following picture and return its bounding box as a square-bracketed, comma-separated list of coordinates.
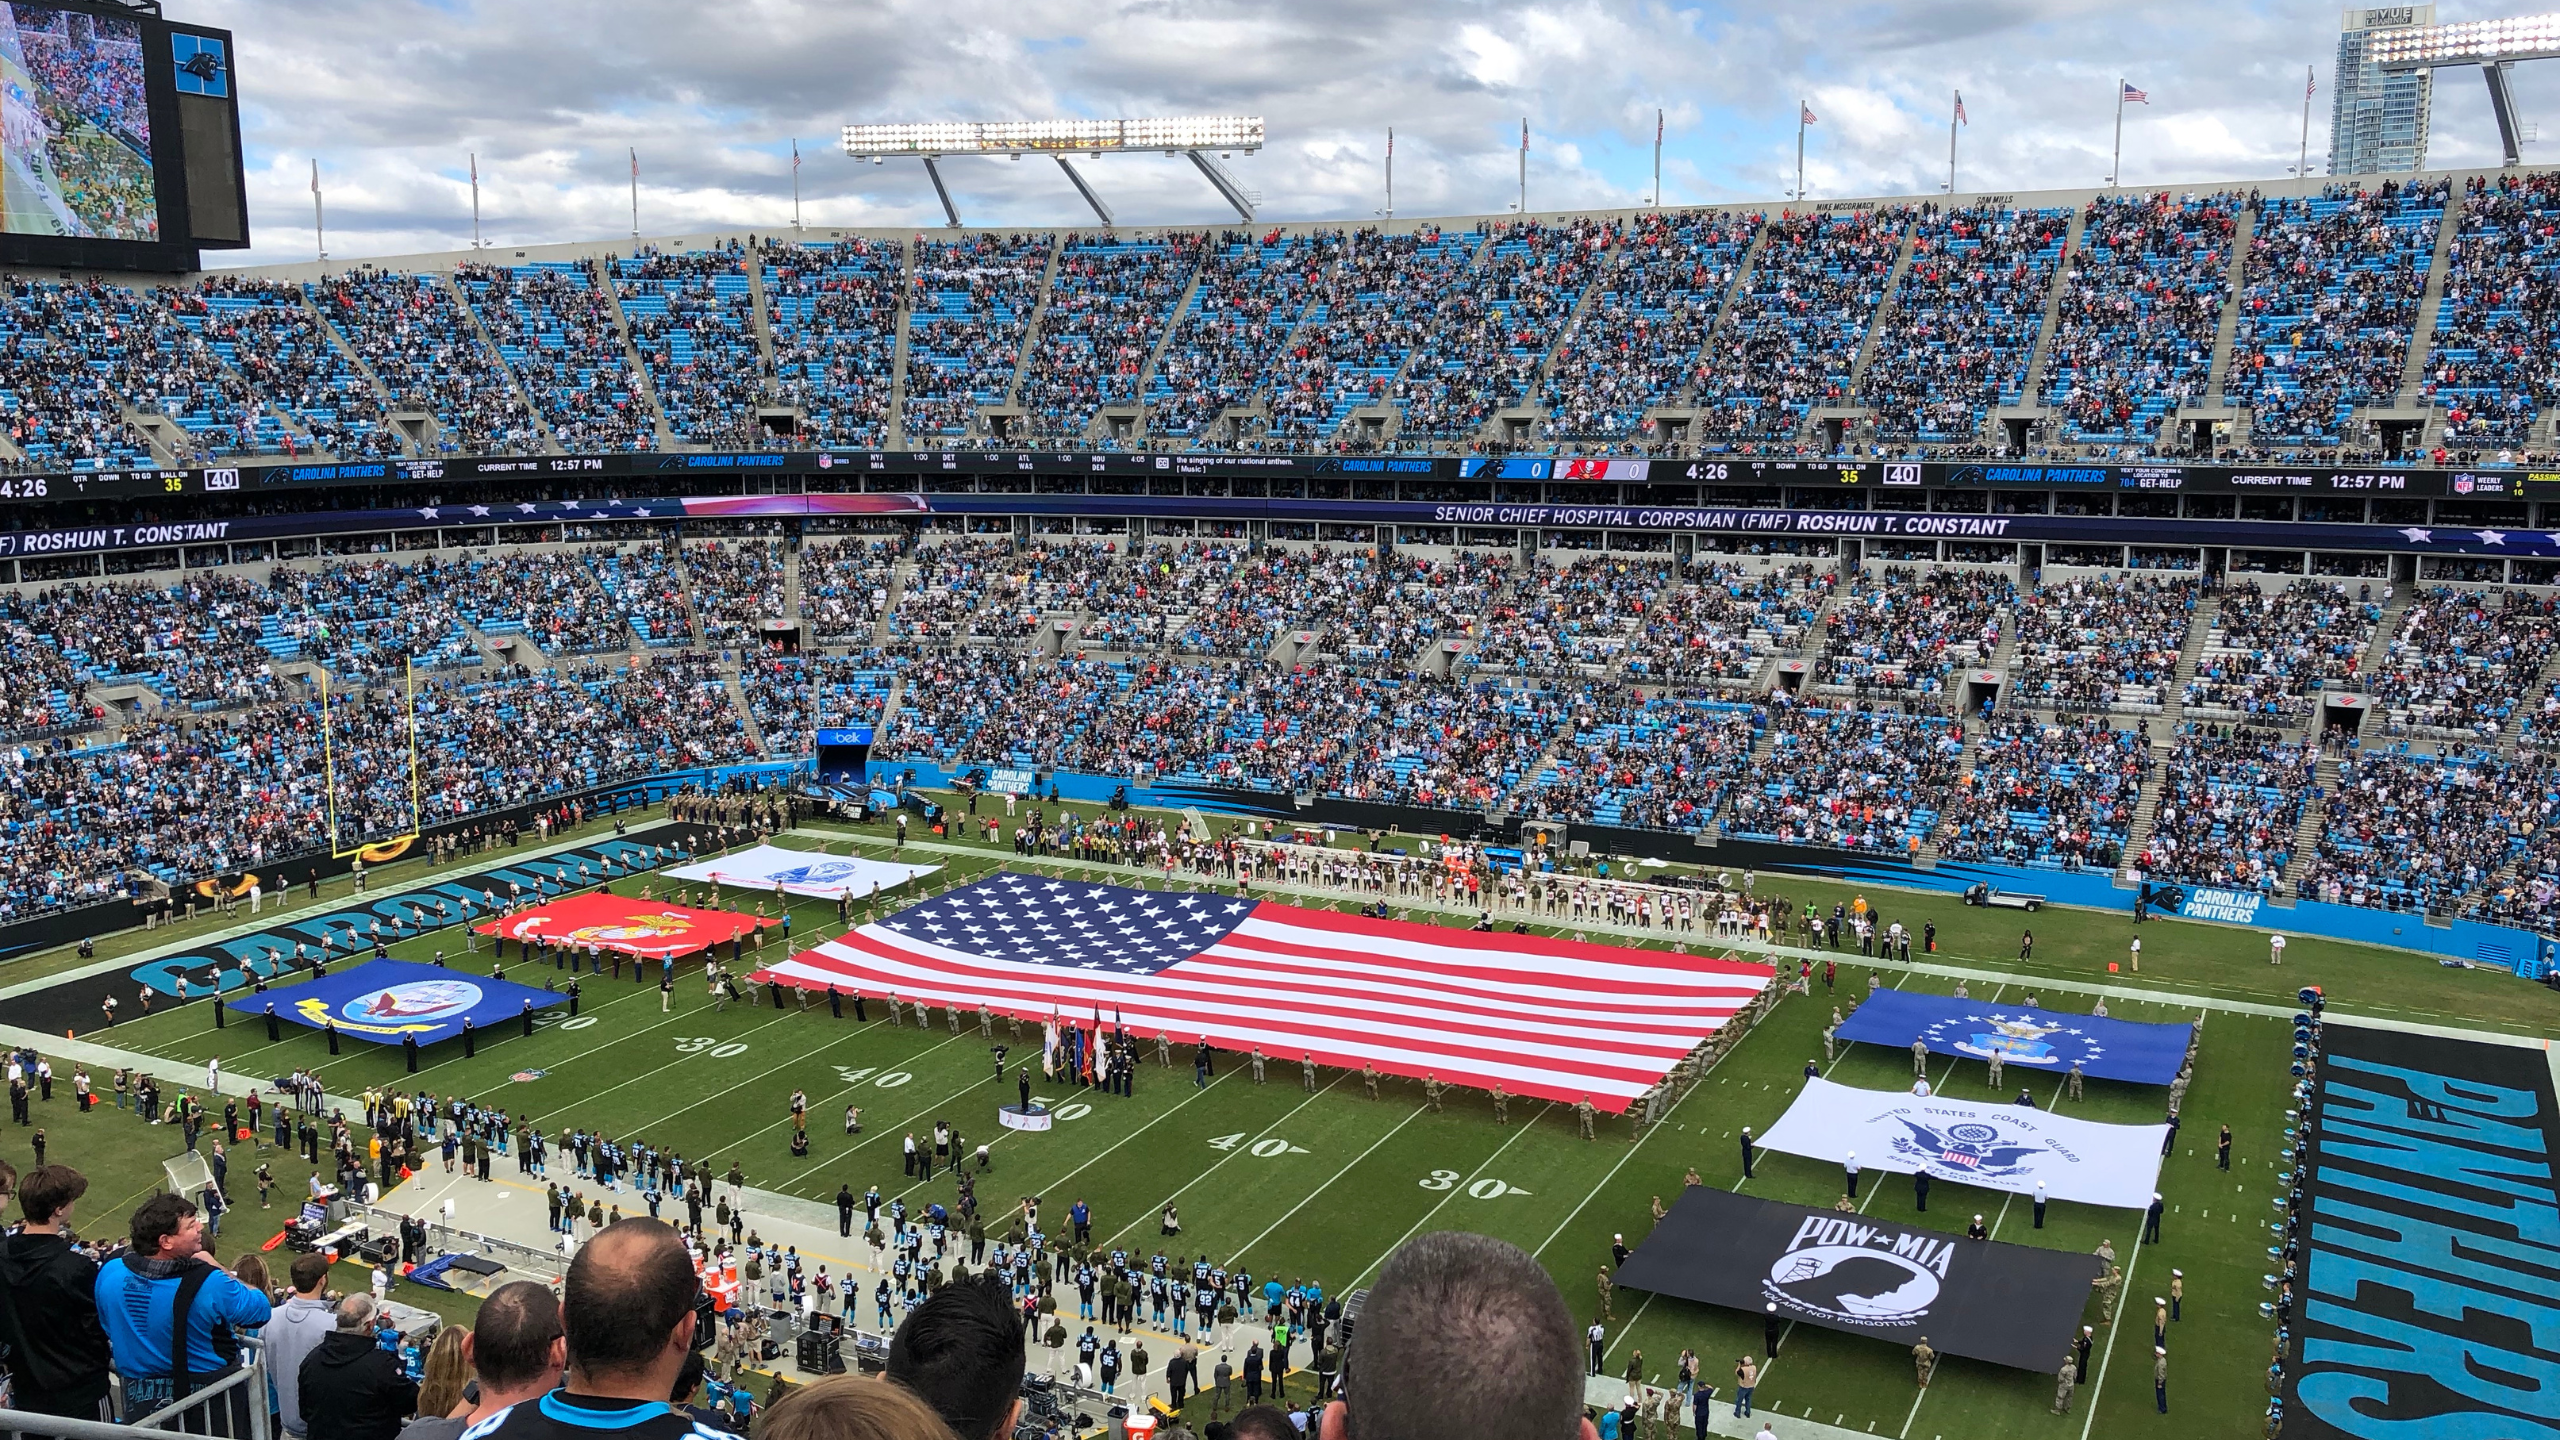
[3, 1342, 272, 1440]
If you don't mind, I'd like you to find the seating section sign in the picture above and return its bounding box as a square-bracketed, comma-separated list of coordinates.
[2287, 1025, 2560, 1440]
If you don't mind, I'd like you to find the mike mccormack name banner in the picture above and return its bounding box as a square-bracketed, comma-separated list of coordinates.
[1614, 1187, 2105, 1371]
[1757, 1077, 2169, 1209]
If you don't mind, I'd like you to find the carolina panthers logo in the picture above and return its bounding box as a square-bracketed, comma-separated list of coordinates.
[1893, 1117, 2046, 1181]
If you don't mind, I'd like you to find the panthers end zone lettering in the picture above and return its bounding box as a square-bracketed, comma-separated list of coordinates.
[2288, 1026, 2560, 1440]
[1614, 1187, 2104, 1370]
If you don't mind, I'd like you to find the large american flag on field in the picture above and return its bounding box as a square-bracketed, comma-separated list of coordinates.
[750, 872, 1772, 1112]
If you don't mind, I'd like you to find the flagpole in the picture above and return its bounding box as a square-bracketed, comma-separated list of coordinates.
[469, 151, 482, 250]
[2300, 67, 2314, 180]
[1797, 100, 1806, 202]
[792, 139, 802, 232]
[1518, 118, 1528, 214]
[1653, 107, 1663, 207]
[1385, 127, 1393, 218]
[2112, 80, 2124, 188]
[311, 158, 325, 262]
[630, 147, 640, 239]
[1948, 95, 1959, 195]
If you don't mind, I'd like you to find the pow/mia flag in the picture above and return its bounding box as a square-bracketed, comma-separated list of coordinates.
[1616, 1187, 2104, 1370]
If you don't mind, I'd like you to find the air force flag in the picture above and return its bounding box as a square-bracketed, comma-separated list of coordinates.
[1757, 1078, 2169, 1208]
[281, 959, 566, 1046]
[1832, 989, 2193, 1085]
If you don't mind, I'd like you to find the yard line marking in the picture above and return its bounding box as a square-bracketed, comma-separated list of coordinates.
[1351, 1102, 1555, 1290]
[1096, 1075, 1348, 1251]
[1224, 1103, 1429, 1270]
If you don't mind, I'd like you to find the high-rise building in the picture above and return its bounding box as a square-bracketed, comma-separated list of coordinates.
[2330, 5, 2436, 174]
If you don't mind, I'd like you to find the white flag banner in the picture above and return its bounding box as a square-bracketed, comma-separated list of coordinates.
[664, 844, 937, 898]
[1758, 1078, 2169, 1209]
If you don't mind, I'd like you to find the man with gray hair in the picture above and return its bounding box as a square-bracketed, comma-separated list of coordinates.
[1319, 1232, 1597, 1440]
[298, 1293, 420, 1440]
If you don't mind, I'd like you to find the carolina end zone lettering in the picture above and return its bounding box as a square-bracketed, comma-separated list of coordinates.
[2288, 1027, 2560, 1440]
[1426, 505, 2016, 538]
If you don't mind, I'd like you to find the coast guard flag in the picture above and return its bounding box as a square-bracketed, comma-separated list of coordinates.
[1833, 989, 2193, 1085]
[1759, 1078, 2168, 1208]
[752, 871, 1770, 1110]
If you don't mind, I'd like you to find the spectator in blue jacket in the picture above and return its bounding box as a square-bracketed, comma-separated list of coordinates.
[93, 1191, 273, 1427]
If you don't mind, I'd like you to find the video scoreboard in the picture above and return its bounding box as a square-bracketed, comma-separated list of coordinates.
[0, 0, 247, 272]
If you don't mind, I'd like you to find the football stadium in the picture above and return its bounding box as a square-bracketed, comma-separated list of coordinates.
[0, 6, 2556, 1440]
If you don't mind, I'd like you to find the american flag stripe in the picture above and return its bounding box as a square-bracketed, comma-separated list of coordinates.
[753, 876, 1770, 1110]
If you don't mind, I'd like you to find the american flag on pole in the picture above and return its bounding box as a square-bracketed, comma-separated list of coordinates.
[1801, 102, 1818, 125]
[1954, 91, 1968, 126]
[2122, 81, 2149, 104]
[752, 872, 1771, 1111]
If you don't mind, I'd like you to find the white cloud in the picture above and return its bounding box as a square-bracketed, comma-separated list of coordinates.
[198, 0, 2560, 266]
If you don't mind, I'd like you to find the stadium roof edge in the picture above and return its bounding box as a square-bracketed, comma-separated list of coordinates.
[45, 160, 2544, 287]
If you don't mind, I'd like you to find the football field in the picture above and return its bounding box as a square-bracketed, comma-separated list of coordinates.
[13, 802, 2540, 1439]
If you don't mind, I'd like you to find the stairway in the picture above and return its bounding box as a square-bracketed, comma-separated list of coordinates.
[303, 284, 419, 457]
[873, 558, 914, 648]
[2120, 754, 2170, 878]
[1128, 255, 1211, 437]
[2015, 204, 2091, 409]
[2278, 752, 2341, 898]
[2158, 598, 2219, 726]
[727, 672, 771, 756]
[1670, 213, 1773, 408]
[1842, 221, 1921, 397]
[669, 540, 710, 649]
[782, 539, 805, 634]
[447, 271, 560, 453]
[997, 234, 1069, 419]
[2396, 194, 2466, 405]
[884, 238, 919, 449]
[2200, 205, 2258, 407]
[596, 256, 683, 450]
[2353, 588, 2414, 696]
[876, 673, 908, 751]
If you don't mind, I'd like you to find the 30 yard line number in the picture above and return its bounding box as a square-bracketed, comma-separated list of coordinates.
[1419, 1170, 1529, 1198]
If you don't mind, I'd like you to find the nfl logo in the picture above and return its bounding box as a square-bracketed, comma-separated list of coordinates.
[2455, 476, 2475, 494]
[509, 1069, 547, 1084]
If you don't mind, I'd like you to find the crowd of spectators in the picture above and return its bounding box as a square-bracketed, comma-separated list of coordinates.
[2139, 725, 2317, 892]
[591, 545, 694, 647]
[1515, 690, 1762, 832]
[1723, 701, 1963, 854]
[801, 536, 902, 643]
[889, 539, 1015, 647]
[1816, 565, 2012, 700]
[1692, 208, 1908, 442]
[1935, 711, 2147, 869]
[191, 276, 398, 459]
[460, 260, 657, 453]
[314, 269, 540, 456]
[610, 243, 768, 448]
[684, 539, 787, 650]
[1074, 543, 1252, 652]
[1392, 219, 1606, 440]
[2181, 579, 2382, 720]
[440, 547, 636, 655]
[1326, 549, 1509, 669]
[10, 573, 287, 708]
[2042, 192, 2241, 445]
[94, 283, 293, 461]
[0, 279, 162, 470]
[2224, 182, 2444, 445]
[2005, 572, 2197, 712]
[1619, 560, 1827, 687]
[18, 9, 156, 240]
[1019, 233, 1205, 442]
[1539, 210, 1754, 441]
[1143, 233, 1331, 442]
[1467, 556, 1661, 676]
[271, 559, 479, 684]
[2421, 171, 2560, 447]
[761, 237, 903, 447]
[901, 234, 1052, 440]
[2367, 585, 2560, 737]
[2306, 745, 2526, 912]
[1268, 227, 1477, 443]
[1857, 205, 2072, 443]
[736, 651, 900, 740]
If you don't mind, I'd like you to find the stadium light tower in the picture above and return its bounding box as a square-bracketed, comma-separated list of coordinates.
[2370, 11, 2560, 166]
[842, 116, 1264, 227]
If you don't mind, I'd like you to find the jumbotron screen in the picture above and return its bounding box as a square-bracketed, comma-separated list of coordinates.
[0, 0, 246, 271]
[0, 3, 158, 242]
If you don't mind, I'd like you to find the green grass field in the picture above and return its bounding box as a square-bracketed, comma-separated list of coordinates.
[6, 794, 2525, 1438]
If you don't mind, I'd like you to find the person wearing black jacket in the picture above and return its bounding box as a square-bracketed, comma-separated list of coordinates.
[0, 1165, 113, 1419]
[299, 1295, 419, 1440]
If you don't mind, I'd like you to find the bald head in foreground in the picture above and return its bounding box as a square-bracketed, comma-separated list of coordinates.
[1322, 1232, 1596, 1440]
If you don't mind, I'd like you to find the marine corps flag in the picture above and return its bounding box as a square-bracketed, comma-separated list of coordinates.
[474, 894, 773, 959]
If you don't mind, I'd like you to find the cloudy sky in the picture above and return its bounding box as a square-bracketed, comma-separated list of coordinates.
[191, 0, 2560, 265]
